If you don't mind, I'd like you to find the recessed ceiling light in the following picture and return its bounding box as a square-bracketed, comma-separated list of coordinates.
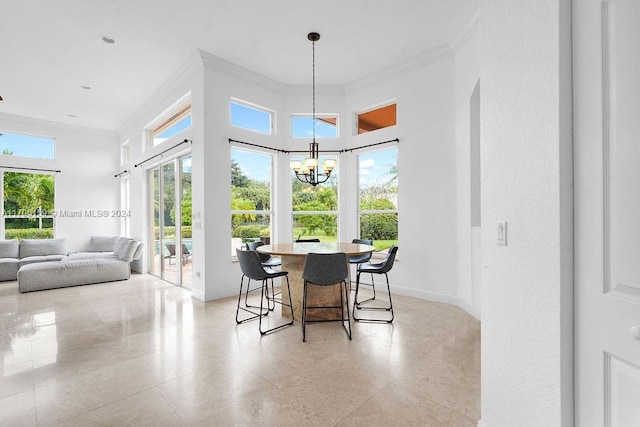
[80, 85, 91, 90]
[101, 35, 116, 44]
[67, 114, 77, 118]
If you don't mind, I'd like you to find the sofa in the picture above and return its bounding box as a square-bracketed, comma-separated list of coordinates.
[17, 236, 143, 293]
[0, 238, 67, 281]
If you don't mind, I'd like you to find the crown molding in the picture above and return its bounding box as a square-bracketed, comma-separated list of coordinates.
[199, 49, 284, 93]
[449, 10, 479, 53]
[345, 43, 455, 95]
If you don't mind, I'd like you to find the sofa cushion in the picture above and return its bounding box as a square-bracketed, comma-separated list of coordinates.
[18, 258, 130, 293]
[116, 239, 140, 263]
[0, 258, 19, 281]
[19, 255, 66, 269]
[88, 236, 119, 252]
[0, 240, 19, 258]
[19, 239, 66, 258]
[67, 252, 117, 260]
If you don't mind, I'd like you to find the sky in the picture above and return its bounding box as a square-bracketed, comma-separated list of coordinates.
[0, 131, 55, 159]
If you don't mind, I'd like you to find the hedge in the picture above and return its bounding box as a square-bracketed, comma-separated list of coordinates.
[4, 229, 54, 240]
[360, 213, 398, 240]
[232, 225, 264, 239]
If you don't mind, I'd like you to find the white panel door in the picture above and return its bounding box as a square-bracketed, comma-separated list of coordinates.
[574, 1, 640, 425]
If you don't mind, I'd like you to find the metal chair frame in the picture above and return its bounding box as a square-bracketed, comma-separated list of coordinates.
[235, 249, 294, 335]
[245, 241, 281, 311]
[348, 238, 373, 301]
[301, 252, 352, 342]
[352, 245, 398, 323]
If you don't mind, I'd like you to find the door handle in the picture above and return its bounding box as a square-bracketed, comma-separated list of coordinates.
[631, 326, 640, 341]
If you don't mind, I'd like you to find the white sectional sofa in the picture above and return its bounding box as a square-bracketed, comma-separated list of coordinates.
[0, 238, 67, 281]
[0, 236, 143, 292]
[17, 236, 143, 293]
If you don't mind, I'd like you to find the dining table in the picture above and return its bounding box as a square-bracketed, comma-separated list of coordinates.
[257, 242, 375, 322]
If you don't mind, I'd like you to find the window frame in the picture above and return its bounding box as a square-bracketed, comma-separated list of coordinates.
[230, 146, 275, 259]
[147, 95, 192, 148]
[290, 153, 339, 242]
[230, 98, 276, 135]
[357, 146, 398, 256]
[0, 129, 56, 160]
[1, 170, 56, 239]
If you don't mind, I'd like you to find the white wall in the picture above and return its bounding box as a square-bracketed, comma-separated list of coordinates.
[479, 0, 573, 425]
[0, 113, 120, 251]
[454, 22, 481, 318]
[346, 53, 458, 304]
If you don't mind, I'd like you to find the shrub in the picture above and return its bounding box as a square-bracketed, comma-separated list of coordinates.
[4, 228, 54, 240]
[360, 213, 398, 240]
[232, 225, 264, 239]
[259, 228, 270, 237]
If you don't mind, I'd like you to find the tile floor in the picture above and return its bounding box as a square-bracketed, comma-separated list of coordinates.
[0, 273, 480, 426]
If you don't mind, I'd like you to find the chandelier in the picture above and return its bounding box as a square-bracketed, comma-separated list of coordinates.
[290, 32, 336, 186]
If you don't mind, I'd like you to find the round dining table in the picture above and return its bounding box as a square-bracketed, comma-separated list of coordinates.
[257, 242, 375, 322]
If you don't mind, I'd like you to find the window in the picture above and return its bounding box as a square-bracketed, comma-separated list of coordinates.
[0, 130, 55, 160]
[231, 148, 273, 256]
[358, 148, 398, 252]
[3, 171, 55, 239]
[356, 103, 397, 135]
[291, 155, 338, 242]
[291, 114, 338, 138]
[120, 176, 130, 237]
[150, 101, 192, 147]
[120, 140, 130, 166]
[230, 100, 274, 135]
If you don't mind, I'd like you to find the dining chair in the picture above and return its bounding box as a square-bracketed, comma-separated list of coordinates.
[235, 248, 294, 335]
[349, 238, 373, 294]
[352, 245, 398, 323]
[295, 238, 320, 243]
[301, 252, 351, 342]
[246, 240, 281, 311]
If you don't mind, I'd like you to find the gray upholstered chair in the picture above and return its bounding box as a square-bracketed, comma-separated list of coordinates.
[246, 240, 281, 311]
[301, 252, 351, 342]
[352, 245, 398, 323]
[235, 248, 294, 335]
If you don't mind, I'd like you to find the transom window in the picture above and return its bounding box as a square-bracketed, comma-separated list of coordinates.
[358, 147, 398, 252]
[291, 114, 338, 138]
[230, 100, 274, 135]
[356, 103, 397, 135]
[0, 130, 55, 160]
[150, 100, 192, 147]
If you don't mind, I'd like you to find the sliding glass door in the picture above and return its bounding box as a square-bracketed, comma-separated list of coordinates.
[149, 155, 192, 288]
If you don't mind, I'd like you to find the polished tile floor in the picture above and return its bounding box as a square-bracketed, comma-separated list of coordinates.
[0, 274, 480, 426]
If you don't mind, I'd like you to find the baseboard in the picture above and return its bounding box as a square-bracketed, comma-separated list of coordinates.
[457, 298, 481, 320]
[191, 285, 236, 302]
[390, 284, 458, 306]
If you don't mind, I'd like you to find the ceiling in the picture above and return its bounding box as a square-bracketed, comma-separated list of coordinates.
[0, 0, 477, 132]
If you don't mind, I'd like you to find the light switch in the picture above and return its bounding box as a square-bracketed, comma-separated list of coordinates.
[497, 221, 507, 246]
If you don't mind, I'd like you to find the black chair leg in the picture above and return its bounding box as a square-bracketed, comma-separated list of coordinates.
[342, 280, 352, 340]
[302, 280, 308, 342]
[236, 275, 269, 324]
[354, 272, 377, 306]
[353, 272, 394, 323]
[259, 276, 294, 335]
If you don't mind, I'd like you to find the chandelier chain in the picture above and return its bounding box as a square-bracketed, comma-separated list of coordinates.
[312, 37, 316, 142]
